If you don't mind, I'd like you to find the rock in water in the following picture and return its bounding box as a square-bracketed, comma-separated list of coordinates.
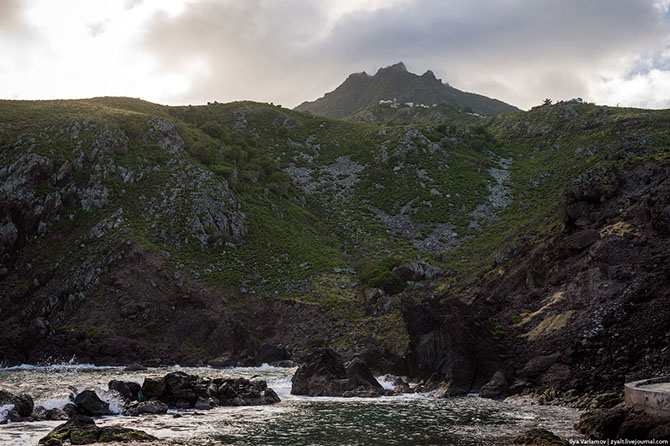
[141, 376, 166, 399]
[39, 414, 156, 445]
[0, 389, 34, 417]
[291, 349, 387, 396]
[108, 380, 140, 402]
[73, 390, 111, 416]
[513, 428, 569, 445]
[124, 400, 169, 416]
[479, 371, 509, 399]
[123, 364, 147, 371]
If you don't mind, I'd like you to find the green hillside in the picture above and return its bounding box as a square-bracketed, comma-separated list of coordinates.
[1, 96, 669, 370]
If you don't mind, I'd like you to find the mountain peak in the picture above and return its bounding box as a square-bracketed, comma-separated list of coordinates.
[421, 69, 437, 80]
[296, 63, 520, 118]
[377, 62, 407, 74]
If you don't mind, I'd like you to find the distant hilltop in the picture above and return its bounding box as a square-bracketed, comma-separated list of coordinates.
[295, 62, 520, 119]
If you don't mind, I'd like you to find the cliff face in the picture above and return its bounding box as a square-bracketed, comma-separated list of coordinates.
[419, 159, 670, 397]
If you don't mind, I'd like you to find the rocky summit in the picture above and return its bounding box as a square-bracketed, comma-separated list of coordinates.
[0, 93, 669, 407]
[295, 62, 520, 118]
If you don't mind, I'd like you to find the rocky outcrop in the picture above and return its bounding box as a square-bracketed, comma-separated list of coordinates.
[291, 349, 390, 397]
[400, 296, 501, 395]
[576, 403, 670, 440]
[139, 372, 280, 408]
[513, 428, 569, 445]
[39, 415, 156, 445]
[0, 389, 34, 422]
[124, 400, 168, 416]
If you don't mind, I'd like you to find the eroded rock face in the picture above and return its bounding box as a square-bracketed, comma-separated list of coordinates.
[400, 296, 501, 395]
[291, 349, 389, 397]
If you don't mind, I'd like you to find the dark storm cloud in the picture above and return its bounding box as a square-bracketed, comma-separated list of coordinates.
[139, 0, 670, 108]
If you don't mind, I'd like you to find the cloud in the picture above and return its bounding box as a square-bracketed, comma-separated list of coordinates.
[1, 0, 669, 109]
[135, 0, 670, 109]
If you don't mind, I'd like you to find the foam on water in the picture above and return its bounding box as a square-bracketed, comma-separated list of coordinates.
[0, 364, 584, 445]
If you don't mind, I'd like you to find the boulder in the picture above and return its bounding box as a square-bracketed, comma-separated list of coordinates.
[39, 415, 156, 444]
[513, 428, 569, 445]
[108, 380, 140, 402]
[124, 400, 168, 416]
[565, 229, 600, 250]
[392, 261, 443, 282]
[0, 389, 34, 417]
[576, 404, 627, 439]
[140, 376, 166, 399]
[518, 353, 560, 378]
[73, 390, 111, 416]
[291, 349, 387, 397]
[479, 371, 509, 399]
[345, 358, 383, 390]
[291, 349, 351, 396]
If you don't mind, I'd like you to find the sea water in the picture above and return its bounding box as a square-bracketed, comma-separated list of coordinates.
[0, 364, 581, 445]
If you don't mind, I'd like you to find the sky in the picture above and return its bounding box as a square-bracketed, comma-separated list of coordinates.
[1, 0, 670, 110]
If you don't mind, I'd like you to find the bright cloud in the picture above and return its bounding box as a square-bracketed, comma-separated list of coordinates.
[0, 0, 669, 109]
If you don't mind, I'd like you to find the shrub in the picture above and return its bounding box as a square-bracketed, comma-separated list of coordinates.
[366, 271, 405, 295]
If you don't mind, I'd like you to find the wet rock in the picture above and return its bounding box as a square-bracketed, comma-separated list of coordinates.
[513, 428, 569, 445]
[124, 400, 168, 416]
[123, 364, 147, 371]
[576, 404, 627, 439]
[0, 389, 34, 417]
[39, 414, 156, 444]
[291, 349, 351, 396]
[291, 349, 387, 397]
[209, 355, 236, 368]
[480, 371, 509, 399]
[108, 380, 140, 402]
[74, 390, 111, 416]
[345, 358, 383, 390]
[140, 377, 166, 399]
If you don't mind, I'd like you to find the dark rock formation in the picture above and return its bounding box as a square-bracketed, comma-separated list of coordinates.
[291, 349, 390, 397]
[38, 415, 156, 445]
[479, 371, 509, 399]
[124, 400, 168, 416]
[255, 344, 291, 365]
[108, 380, 140, 403]
[400, 296, 501, 395]
[576, 404, 670, 440]
[0, 389, 34, 417]
[139, 372, 280, 408]
[513, 428, 569, 445]
[74, 390, 111, 416]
